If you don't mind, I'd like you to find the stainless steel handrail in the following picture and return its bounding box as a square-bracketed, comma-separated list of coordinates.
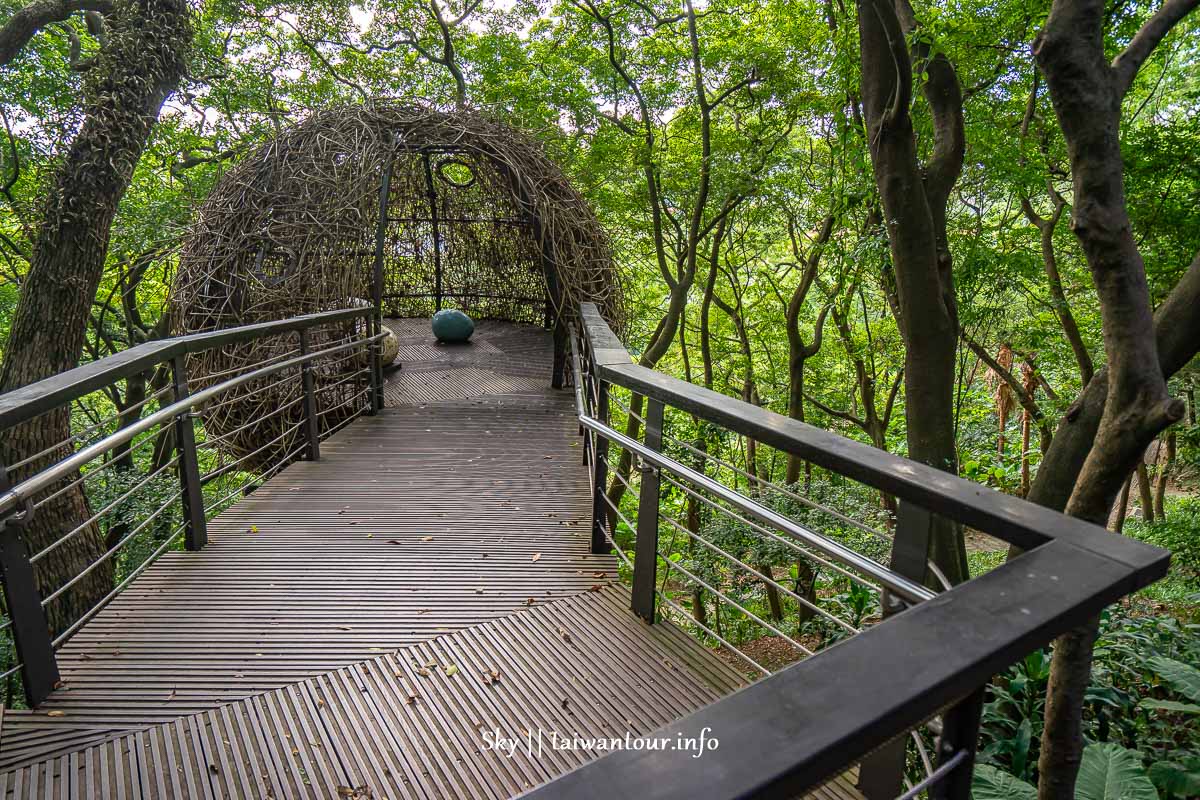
[567, 320, 933, 605]
[0, 331, 385, 518]
[576, 411, 936, 605]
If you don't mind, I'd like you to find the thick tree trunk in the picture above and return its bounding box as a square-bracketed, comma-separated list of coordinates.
[0, 0, 191, 636]
[1031, 1, 1194, 794]
[856, 0, 969, 585]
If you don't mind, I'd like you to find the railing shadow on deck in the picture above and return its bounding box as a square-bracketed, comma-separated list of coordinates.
[523, 302, 1170, 800]
[0, 307, 386, 706]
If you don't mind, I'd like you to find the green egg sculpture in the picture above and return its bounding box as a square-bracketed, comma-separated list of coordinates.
[431, 309, 475, 343]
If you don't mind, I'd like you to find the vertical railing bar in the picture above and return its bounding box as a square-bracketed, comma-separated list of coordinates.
[858, 501, 936, 797]
[930, 688, 985, 799]
[299, 329, 320, 462]
[0, 458, 59, 706]
[631, 397, 664, 623]
[590, 378, 610, 555]
[171, 355, 206, 551]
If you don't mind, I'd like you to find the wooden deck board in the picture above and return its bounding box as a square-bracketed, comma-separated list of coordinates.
[0, 320, 863, 799]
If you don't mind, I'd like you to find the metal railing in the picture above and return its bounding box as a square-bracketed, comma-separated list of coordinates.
[524, 302, 1171, 800]
[0, 307, 385, 706]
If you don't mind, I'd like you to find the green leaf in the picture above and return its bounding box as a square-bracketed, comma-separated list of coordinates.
[1148, 656, 1200, 703]
[1148, 757, 1200, 798]
[971, 764, 1037, 800]
[1139, 699, 1200, 715]
[1076, 743, 1159, 800]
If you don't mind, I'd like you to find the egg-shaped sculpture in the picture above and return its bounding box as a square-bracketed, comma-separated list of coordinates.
[431, 309, 475, 343]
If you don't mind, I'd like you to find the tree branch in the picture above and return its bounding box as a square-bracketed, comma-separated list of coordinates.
[1112, 0, 1200, 96]
[0, 0, 111, 67]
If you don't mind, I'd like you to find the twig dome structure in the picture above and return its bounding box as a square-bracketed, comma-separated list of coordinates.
[170, 101, 621, 466]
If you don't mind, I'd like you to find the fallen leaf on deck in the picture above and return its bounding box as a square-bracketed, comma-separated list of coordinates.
[47, 710, 66, 717]
[444, 664, 459, 677]
[531, 553, 541, 562]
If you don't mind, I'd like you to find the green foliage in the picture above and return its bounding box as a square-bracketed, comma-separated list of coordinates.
[1076, 743, 1160, 800]
[1127, 497, 1200, 594]
[978, 604, 1200, 793]
[972, 763, 1038, 800]
[972, 744, 1162, 800]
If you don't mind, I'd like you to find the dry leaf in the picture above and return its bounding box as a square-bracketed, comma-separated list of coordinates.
[420, 536, 433, 542]
[531, 553, 541, 562]
[47, 710, 66, 717]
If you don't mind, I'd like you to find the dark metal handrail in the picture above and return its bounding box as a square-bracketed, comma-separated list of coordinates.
[523, 302, 1171, 800]
[0, 306, 382, 706]
[0, 307, 370, 432]
[0, 330, 383, 519]
[574, 403, 935, 605]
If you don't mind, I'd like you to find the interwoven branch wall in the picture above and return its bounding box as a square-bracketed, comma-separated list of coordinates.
[170, 102, 621, 466]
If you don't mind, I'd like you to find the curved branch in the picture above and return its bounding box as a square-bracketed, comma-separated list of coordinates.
[0, 0, 112, 67]
[1112, 0, 1200, 96]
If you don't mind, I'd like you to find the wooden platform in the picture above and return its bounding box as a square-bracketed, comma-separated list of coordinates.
[0, 321, 863, 798]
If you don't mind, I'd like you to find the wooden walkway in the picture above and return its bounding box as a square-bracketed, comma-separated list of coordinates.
[0, 321, 863, 799]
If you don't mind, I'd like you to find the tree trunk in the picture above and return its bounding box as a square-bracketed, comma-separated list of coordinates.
[1111, 473, 1132, 533]
[0, 0, 191, 636]
[1135, 462, 1154, 523]
[1152, 431, 1175, 520]
[1032, 1, 1193, 793]
[856, 0, 969, 585]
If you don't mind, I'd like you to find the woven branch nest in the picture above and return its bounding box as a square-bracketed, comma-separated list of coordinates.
[170, 101, 622, 468]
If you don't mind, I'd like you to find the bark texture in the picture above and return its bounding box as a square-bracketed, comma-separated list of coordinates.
[856, 0, 969, 584]
[1030, 1, 1195, 794]
[0, 0, 191, 636]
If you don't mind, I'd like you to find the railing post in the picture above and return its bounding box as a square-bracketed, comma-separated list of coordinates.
[590, 379, 611, 554]
[630, 397, 663, 622]
[298, 329, 320, 461]
[857, 500, 935, 798]
[930, 688, 985, 799]
[171, 355, 207, 551]
[368, 316, 383, 415]
[0, 459, 60, 706]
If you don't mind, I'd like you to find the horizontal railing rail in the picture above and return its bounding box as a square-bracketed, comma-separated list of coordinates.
[0, 307, 385, 706]
[0, 308, 370, 432]
[525, 301, 1170, 800]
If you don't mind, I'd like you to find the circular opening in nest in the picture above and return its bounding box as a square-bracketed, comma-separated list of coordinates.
[436, 158, 476, 188]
